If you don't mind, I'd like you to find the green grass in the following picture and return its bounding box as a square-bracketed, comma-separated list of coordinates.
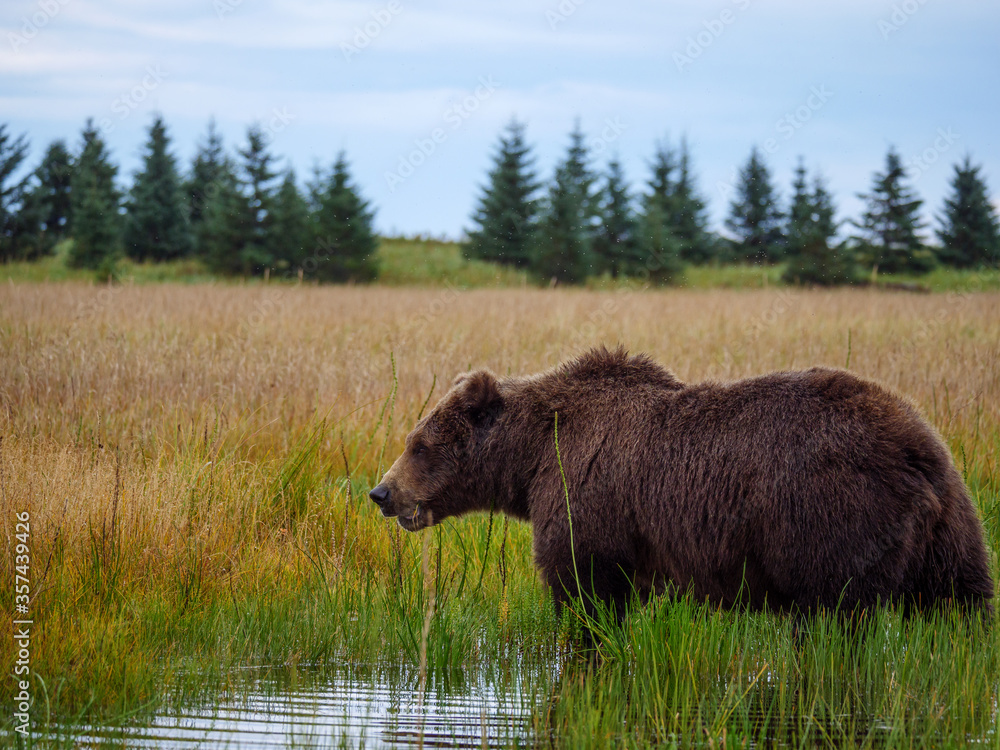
[876, 264, 1000, 292]
[679, 263, 785, 289]
[376, 236, 532, 287]
[6, 237, 998, 292]
[4, 415, 997, 747]
[1, 240, 217, 284]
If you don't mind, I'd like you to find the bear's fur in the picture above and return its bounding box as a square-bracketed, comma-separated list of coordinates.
[370, 347, 994, 618]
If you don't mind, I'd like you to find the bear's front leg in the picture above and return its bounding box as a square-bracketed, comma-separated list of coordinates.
[544, 548, 638, 627]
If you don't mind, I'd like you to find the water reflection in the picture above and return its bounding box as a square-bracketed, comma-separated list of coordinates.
[72, 664, 534, 749]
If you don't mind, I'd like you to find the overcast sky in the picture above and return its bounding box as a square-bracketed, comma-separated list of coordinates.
[3, 0, 998, 239]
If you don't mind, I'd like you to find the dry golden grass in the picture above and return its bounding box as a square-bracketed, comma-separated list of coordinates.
[2, 282, 999, 567]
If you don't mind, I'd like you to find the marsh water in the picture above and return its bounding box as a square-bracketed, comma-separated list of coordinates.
[62, 663, 537, 749]
[36, 646, 998, 748]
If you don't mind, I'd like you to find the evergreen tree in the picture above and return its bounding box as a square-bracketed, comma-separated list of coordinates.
[202, 124, 280, 276]
[561, 120, 599, 231]
[124, 115, 193, 262]
[531, 122, 597, 283]
[672, 137, 713, 264]
[308, 152, 378, 282]
[936, 156, 1000, 268]
[636, 142, 684, 283]
[782, 159, 855, 285]
[269, 169, 311, 272]
[592, 158, 642, 277]
[8, 186, 48, 261]
[305, 163, 326, 214]
[636, 201, 684, 284]
[853, 146, 933, 274]
[0, 124, 30, 260]
[185, 119, 227, 243]
[27, 140, 74, 253]
[68, 119, 122, 271]
[725, 146, 785, 263]
[200, 159, 248, 275]
[465, 119, 540, 268]
[238, 124, 280, 272]
[643, 141, 677, 220]
[786, 161, 816, 241]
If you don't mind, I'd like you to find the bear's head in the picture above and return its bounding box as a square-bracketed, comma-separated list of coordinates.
[369, 369, 503, 531]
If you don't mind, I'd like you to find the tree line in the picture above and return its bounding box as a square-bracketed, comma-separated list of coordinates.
[467, 120, 1000, 285]
[0, 118, 377, 281]
[1, 116, 998, 285]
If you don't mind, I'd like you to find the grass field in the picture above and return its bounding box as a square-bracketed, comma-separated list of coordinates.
[4, 236, 1000, 292]
[1, 281, 999, 747]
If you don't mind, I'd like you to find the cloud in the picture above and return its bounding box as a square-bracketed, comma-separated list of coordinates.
[24, 0, 645, 54]
[0, 45, 142, 75]
[2, 0, 997, 236]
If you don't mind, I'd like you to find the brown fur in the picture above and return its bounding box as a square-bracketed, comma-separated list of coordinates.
[370, 346, 994, 618]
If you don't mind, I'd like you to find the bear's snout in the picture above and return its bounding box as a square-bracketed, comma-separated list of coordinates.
[369, 484, 393, 515]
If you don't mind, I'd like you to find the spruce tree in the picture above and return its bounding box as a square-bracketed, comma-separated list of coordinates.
[6, 140, 73, 261]
[725, 146, 785, 263]
[637, 201, 684, 284]
[649, 142, 677, 188]
[637, 142, 684, 283]
[308, 152, 378, 282]
[203, 124, 281, 276]
[853, 147, 933, 274]
[124, 116, 193, 262]
[936, 156, 1000, 268]
[672, 137, 713, 264]
[67, 120, 122, 271]
[534, 164, 591, 283]
[782, 160, 855, 285]
[269, 169, 311, 272]
[200, 160, 248, 275]
[643, 141, 678, 221]
[306, 163, 325, 214]
[238, 124, 280, 272]
[531, 122, 597, 283]
[0, 124, 30, 260]
[593, 158, 641, 278]
[561, 120, 599, 230]
[185, 119, 227, 244]
[465, 119, 540, 268]
[28, 140, 74, 251]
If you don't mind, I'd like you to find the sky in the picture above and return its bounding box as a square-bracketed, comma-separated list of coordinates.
[2, 0, 999, 240]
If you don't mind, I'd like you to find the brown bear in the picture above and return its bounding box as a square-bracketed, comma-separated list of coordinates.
[369, 347, 994, 619]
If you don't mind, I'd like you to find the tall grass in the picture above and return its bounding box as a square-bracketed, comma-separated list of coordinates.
[0, 282, 998, 747]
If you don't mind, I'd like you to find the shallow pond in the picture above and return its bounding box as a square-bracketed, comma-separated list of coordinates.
[61, 663, 538, 749]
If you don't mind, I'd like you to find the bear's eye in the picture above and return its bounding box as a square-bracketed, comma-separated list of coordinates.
[412, 443, 427, 457]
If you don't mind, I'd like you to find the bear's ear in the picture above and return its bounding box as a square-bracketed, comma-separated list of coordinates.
[456, 370, 503, 429]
